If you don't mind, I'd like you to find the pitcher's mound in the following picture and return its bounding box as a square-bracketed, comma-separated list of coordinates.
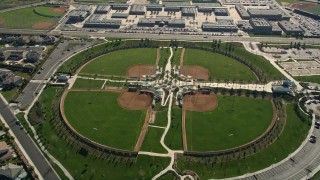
[127, 65, 156, 78]
[180, 66, 209, 80]
[118, 92, 152, 110]
[183, 93, 217, 112]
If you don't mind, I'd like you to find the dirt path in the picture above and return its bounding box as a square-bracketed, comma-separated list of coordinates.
[182, 109, 188, 151]
[179, 48, 185, 67]
[134, 108, 152, 151]
[156, 48, 160, 65]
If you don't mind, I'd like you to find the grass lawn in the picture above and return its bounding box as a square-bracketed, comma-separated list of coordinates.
[37, 87, 170, 179]
[295, 76, 320, 84]
[0, 6, 62, 29]
[64, 91, 146, 150]
[72, 78, 104, 89]
[172, 48, 183, 66]
[154, 110, 168, 127]
[186, 96, 273, 151]
[58, 43, 109, 73]
[178, 103, 310, 178]
[275, 0, 302, 5]
[183, 49, 257, 82]
[311, 171, 320, 180]
[141, 127, 167, 153]
[165, 108, 183, 150]
[230, 43, 285, 81]
[302, 5, 320, 15]
[1, 88, 19, 102]
[34, 6, 66, 17]
[80, 48, 157, 76]
[159, 48, 170, 68]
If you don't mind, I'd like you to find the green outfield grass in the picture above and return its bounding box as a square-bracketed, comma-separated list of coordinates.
[302, 5, 320, 15]
[153, 110, 169, 127]
[80, 48, 157, 76]
[72, 78, 104, 89]
[36, 87, 170, 179]
[296, 76, 320, 84]
[0, 6, 63, 29]
[64, 91, 146, 150]
[178, 103, 310, 179]
[186, 96, 273, 151]
[34, 6, 66, 17]
[172, 48, 183, 66]
[141, 127, 167, 153]
[165, 108, 183, 150]
[183, 49, 257, 82]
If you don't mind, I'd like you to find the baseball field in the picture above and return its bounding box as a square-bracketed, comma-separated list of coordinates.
[0, 6, 66, 29]
[80, 48, 157, 77]
[63, 91, 147, 150]
[181, 49, 257, 82]
[185, 95, 274, 151]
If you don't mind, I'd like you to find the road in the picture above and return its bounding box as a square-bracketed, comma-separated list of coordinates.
[16, 39, 97, 109]
[57, 31, 320, 44]
[0, 98, 60, 180]
[1, 28, 320, 44]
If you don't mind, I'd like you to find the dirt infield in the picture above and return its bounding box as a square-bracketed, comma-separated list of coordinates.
[183, 93, 218, 112]
[32, 21, 55, 30]
[0, 18, 5, 25]
[117, 91, 152, 110]
[127, 64, 156, 78]
[291, 2, 318, 9]
[180, 65, 209, 80]
[51, 7, 65, 12]
[134, 108, 152, 151]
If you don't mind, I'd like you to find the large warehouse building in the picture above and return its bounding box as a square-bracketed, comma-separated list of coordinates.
[84, 14, 121, 28]
[247, 9, 282, 20]
[278, 21, 304, 35]
[202, 19, 238, 32]
[138, 17, 185, 28]
[130, 5, 146, 15]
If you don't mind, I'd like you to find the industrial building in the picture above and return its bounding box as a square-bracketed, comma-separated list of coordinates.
[137, 17, 185, 28]
[202, 19, 238, 32]
[76, 5, 92, 12]
[269, 4, 291, 20]
[111, 4, 129, 10]
[278, 21, 303, 35]
[68, 10, 89, 23]
[237, 20, 253, 32]
[111, 13, 129, 19]
[164, 5, 181, 12]
[130, 5, 146, 15]
[181, 7, 197, 17]
[247, 9, 282, 20]
[214, 8, 229, 16]
[95, 5, 111, 14]
[198, 7, 213, 13]
[84, 14, 121, 28]
[249, 18, 281, 35]
[146, 5, 163, 11]
[235, 4, 250, 19]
